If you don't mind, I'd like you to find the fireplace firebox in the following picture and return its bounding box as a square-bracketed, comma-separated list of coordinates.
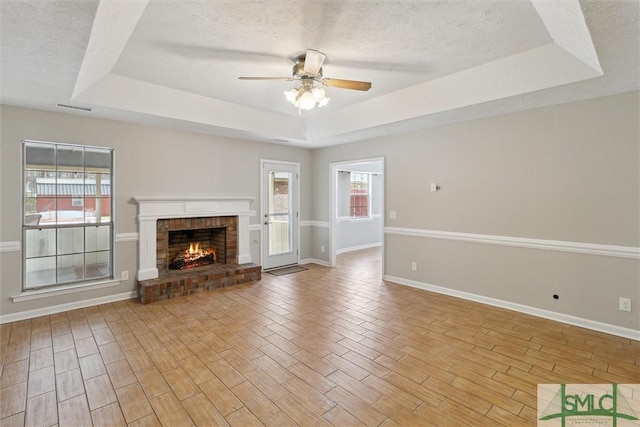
[156, 216, 237, 274]
[168, 227, 225, 269]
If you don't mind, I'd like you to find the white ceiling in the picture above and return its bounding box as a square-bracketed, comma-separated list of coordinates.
[1, 0, 638, 148]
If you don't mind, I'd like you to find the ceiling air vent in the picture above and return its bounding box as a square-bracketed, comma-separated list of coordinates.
[56, 103, 92, 112]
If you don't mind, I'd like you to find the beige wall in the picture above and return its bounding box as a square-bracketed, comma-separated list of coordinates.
[2, 91, 638, 333]
[312, 91, 639, 330]
[0, 106, 311, 317]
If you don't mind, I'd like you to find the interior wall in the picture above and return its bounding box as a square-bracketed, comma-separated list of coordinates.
[0, 105, 311, 318]
[1, 92, 638, 333]
[311, 91, 640, 331]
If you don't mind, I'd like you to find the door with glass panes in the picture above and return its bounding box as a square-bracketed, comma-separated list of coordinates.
[261, 161, 299, 270]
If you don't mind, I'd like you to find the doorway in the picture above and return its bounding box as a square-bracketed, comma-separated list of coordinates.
[261, 160, 300, 270]
[329, 157, 384, 272]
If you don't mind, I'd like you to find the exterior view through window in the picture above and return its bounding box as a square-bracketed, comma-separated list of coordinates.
[350, 172, 370, 218]
[23, 140, 114, 288]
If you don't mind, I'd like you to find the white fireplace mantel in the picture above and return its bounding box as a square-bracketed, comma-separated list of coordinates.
[134, 196, 254, 281]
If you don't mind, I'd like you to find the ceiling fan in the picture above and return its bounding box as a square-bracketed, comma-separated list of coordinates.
[239, 49, 372, 111]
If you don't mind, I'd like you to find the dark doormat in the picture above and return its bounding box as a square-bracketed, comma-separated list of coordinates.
[267, 265, 308, 276]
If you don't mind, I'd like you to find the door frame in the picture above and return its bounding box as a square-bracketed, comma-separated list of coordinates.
[329, 157, 385, 272]
[260, 159, 300, 270]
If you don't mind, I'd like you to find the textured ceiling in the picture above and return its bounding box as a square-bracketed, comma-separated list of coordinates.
[1, 0, 638, 148]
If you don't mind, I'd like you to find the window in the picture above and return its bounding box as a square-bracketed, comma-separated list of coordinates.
[350, 172, 370, 218]
[23, 141, 114, 289]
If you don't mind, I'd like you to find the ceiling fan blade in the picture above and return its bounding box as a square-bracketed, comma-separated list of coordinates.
[238, 77, 293, 81]
[321, 78, 372, 91]
[303, 49, 326, 75]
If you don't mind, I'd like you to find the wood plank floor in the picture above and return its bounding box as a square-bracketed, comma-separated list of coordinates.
[1, 247, 638, 426]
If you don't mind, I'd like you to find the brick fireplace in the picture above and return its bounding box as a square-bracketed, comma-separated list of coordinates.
[134, 197, 260, 303]
[158, 216, 236, 273]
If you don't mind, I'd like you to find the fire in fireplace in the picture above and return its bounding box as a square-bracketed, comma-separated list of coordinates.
[158, 218, 235, 274]
[173, 242, 217, 270]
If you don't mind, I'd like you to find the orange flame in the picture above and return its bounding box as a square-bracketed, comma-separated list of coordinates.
[173, 242, 217, 269]
[181, 242, 216, 262]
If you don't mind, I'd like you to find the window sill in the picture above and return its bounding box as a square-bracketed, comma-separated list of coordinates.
[12, 279, 123, 303]
[337, 216, 374, 223]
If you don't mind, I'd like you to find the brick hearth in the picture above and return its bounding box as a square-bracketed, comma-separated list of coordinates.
[138, 263, 261, 304]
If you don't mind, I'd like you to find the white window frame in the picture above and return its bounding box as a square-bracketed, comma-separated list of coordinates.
[22, 140, 114, 290]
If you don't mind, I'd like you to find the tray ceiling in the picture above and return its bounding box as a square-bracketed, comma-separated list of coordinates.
[1, 0, 638, 147]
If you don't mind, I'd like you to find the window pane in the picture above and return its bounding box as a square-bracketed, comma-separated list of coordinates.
[98, 173, 111, 197]
[349, 173, 370, 218]
[85, 147, 112, 170]
[85, 251, 110, 279]
[25, 228, 56, 258]
[83, 173, 110, 196]
[84, 173, 111, 223]
[39, 206, 58, 224]
[268, 171, 292, 255]
[25, 257, 56, 288]
[57, 227, 84, 255]
[25, 142, 55, 169]
[56, 145, 84, 171]
[84, 197, 111, 223]
[57, 254, 85, 282]
[25, 212, 43, 226]
[53, 172, 82, 224]
[270, 172, 290, 214]
[28, 169, 58, 224]
[86, 226, 110, 252]
[24, 170, 39, 216]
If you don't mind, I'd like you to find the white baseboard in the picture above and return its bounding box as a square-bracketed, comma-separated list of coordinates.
[300, 258, 330, 267]
[336, 242, 382, 255]
[0, 291, 137, 324]
[384, 275, 640, 341]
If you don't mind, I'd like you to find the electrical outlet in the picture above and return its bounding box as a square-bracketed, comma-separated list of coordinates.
[619, 297, 631, 312]
[121, 270, 129, 281]
[321, 245, 325, 253]
[411, 262, 417, 271]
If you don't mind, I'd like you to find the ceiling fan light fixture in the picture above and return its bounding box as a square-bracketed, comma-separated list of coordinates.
[284, 88, 298, 103]
[298, 90, 317, 110]
[241, 49, 370, 112]
[311, 86, 325, 100]
[284, 83, 330, 111]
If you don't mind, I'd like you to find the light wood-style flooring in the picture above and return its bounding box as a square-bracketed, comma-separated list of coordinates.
[1, 248, 638, 426]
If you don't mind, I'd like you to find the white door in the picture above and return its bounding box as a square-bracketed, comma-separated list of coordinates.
[261, 161, 299, 270]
